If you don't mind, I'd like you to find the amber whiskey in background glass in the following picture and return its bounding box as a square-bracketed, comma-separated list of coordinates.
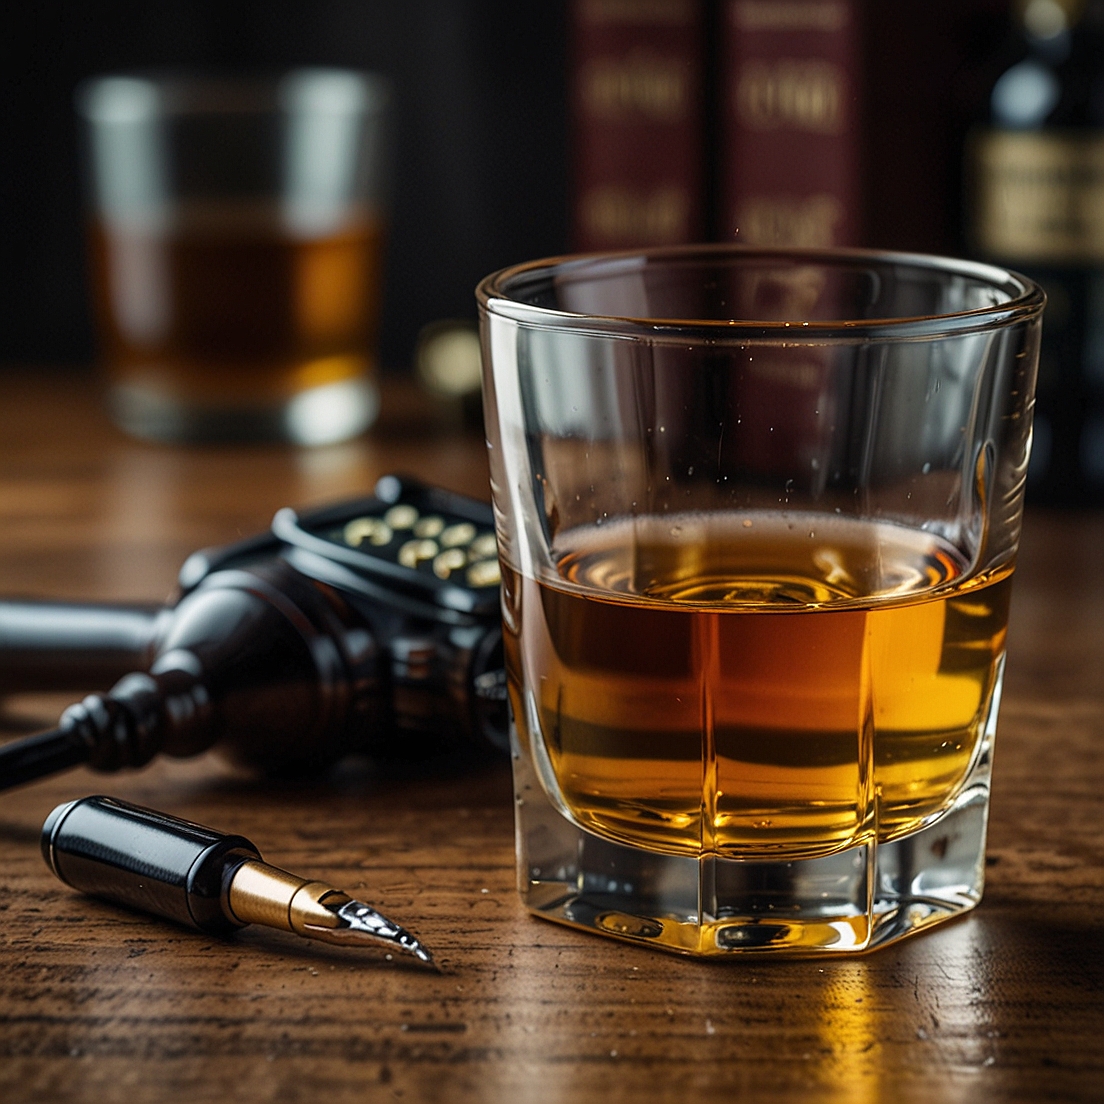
[78, 70, 389, 444]
[90, 203, 383, 427]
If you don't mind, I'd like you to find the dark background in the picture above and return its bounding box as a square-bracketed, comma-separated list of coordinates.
[0, 0, 1010, 372]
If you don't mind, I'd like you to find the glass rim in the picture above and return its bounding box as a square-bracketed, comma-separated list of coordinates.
[75, 68, 389, 121]
[476, 244, 1046, 342]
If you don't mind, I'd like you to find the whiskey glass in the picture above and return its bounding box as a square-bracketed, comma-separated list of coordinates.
[78, 70, 389, 445]
[477, 246, 1043, 956]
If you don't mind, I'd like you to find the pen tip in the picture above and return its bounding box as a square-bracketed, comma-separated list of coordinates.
[329, 898, 438, 968]
[401, 934, 439, 970]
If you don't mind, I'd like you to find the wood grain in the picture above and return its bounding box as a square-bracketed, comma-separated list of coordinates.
[0, 369, 1102, 1103]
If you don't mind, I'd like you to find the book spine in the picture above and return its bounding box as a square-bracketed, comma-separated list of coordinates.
[719, 0, 862, 247]
[570, 0, 705, 251]
[714, 1, 863, 486]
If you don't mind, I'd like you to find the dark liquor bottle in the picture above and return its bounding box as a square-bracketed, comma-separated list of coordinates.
[967, 0, 1104, 504]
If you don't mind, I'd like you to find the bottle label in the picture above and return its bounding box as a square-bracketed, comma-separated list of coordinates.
[971, 130, 1104, 264]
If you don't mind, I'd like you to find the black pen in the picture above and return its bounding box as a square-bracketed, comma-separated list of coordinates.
[42, 795, 436, 967]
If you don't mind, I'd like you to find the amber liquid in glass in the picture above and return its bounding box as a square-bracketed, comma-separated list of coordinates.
[89, 202, 383, 408]
[503, 513, 1010, 861]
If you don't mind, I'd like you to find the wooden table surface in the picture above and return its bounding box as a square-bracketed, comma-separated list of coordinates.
[1, 368, 1102, 1103]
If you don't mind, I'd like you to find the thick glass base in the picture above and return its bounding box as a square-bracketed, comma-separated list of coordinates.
[109, 375, 379, 446]
[513, 721, 992, 957]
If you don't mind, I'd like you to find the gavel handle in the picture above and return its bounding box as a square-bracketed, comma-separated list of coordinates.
[0, 600, 165, 693]
[0, 726, 88, 790]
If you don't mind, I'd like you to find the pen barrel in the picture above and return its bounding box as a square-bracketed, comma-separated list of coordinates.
[41, 796, 260, 934]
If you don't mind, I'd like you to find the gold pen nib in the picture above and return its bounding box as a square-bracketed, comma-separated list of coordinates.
[227, 860, 437, 968]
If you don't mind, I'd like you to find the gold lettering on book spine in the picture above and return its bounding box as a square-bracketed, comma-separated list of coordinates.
[732, 0, 849, 33]
[736, 59, 845, 134]
[735, 194, 843, 247]
[581, 186, 691, 246]
[971, 131, 1104, 263]
[580, 50, 691, 122]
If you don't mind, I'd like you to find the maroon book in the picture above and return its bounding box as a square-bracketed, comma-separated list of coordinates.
[720, 0, 862, 248]
[570, 0, 706, 251]
[717, 1, 862, 485]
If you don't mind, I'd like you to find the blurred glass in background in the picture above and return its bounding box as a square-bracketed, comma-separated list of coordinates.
[79, 70, 388, 445]
[0, 2, 568, 396]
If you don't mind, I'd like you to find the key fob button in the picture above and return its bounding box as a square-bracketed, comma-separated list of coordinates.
[398, 539, 439, 567]
[344, 518, 393, 547]
[467, 560, 501, 588]
[384, 504, 419, 530]
[468, 533, 498, 560]
[433, 548, 468, 578]
[440, 522, 476, 548]
[414, 516, 445, 538]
